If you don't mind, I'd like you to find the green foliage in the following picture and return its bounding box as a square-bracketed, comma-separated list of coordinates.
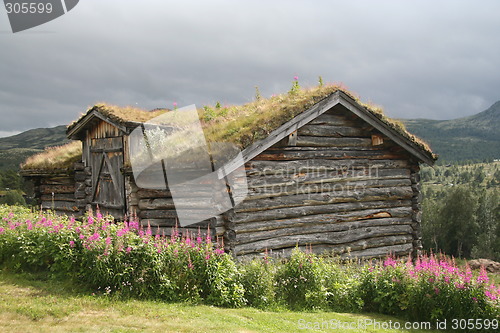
[0, 170, 23, 190]
[240, 258, 276, 309]
[318, 76, 324, 87]
[421, 162, 500, 260]
[275, 248, 328, 310]
[323, 259, 364, 312]
[0, 190, 25, 206]
[1, 207, 499, 324]
[359, 256, 499, 323]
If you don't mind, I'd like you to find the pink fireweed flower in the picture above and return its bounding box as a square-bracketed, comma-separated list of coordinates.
[105, 237, 112, 245]
[69, 240, 75, 248]
[125, 246, 132, 254]
[383, 257, 397, 268]
[79, 234, 85, 239]
[0, 227, 4, 234]
[477, 266, 489, 284]
[485, 290, 497, 301]
[293, 76, 298, 80]
[89, 232, 100, 241]
[87, 215, 94, 225]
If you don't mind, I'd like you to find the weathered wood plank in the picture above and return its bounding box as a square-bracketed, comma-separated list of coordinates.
[237, 234, 412, 258]
[231, 199, 412, 224]
[306, 113, 356, 126]
[40, 184, 75, 194]
[234, 224, 413, 254]
[137, 189, 172, 199]
[235, 186, 413, 213]
[245, 159, 410, 176]
[138, 198, 175, 210]
[253, 148, 407, 161]
[296, 136, 372, 148]
[41, 201, 79, 212]
[245, 168, 410, 189]
[234, 207, 412, 233]
[243, 178, 413, 200]
[340, 243, 413, 259]
[297, 124, 371, 137]
[236, 217, 413, 245]
[41, 193, 77, 202]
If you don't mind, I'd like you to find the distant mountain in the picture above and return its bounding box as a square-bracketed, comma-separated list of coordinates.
[0, 125, 68, 170]
[403, 101, 500, 163]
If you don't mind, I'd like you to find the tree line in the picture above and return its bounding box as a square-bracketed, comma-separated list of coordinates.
[421, 162, 500, 260]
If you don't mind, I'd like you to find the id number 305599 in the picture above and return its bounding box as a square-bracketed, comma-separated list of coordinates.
[5, 2, 53, 14]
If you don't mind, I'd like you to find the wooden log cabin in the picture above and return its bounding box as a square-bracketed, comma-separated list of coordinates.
[21, 86, 437, 259]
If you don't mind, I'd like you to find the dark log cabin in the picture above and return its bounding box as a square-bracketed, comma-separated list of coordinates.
[21, 86, 436, 259]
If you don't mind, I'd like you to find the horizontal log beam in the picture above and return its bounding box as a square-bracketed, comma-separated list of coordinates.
[41, 201, 79, 212]
[245, 159, 410, 176]
[231, 199, 412, 224]
[244, 178, 412, 200]
[253, 148, 408, 161]
[234, 207, 412, 233]
[235, 186, 414, 213]
[234, 224, 413, 255]
[297, 124, 371, 137]
[296, 136, 373, 148]
[236, 234, 412, 258]
[235, 217, 413, 245]
[40, 185, 75, 194]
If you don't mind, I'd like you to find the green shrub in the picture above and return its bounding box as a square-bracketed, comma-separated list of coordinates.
[240, 258, 276, 308]
[275, 248, 328, 310]
[0, 190, 26, 206]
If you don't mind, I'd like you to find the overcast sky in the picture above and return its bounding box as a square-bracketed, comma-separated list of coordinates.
[1, 0, 500, 137]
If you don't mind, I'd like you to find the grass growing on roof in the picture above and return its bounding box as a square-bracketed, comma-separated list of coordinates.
[23, 82, 436, 171]
[21, 141, 82, 170]
[199, 83, 435, 159]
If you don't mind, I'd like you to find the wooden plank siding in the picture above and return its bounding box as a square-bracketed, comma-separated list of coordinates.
[222, 108, 419, 258]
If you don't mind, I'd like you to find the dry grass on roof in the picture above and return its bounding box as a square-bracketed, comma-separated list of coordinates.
[199, 83, 436, 159]
[21, 141, 82, 171]
[67, 104, 168, 131]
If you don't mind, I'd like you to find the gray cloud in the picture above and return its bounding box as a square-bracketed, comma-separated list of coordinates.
[1, 0, 500, 135]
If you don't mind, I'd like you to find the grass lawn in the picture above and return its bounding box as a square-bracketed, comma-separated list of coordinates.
[0, 270, 441, 333]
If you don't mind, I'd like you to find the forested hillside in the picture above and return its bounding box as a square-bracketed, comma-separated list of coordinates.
[404, 101, 500, 162]
[421, 162, 500, 260]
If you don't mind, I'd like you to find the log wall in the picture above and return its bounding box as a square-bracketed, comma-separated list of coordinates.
[221, 107, 421, 259]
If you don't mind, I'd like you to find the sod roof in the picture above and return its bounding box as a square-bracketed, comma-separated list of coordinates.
[22, 84, 437, 171]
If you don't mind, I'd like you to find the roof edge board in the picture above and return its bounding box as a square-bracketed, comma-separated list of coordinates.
[67, 110, 128, 140]
[337, 92, 435, 165]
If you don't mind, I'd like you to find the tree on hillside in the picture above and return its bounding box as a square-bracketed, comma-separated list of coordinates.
[0, 170, 22, 190]
[0, 190, 26, 206]
[437, 186, 478, 258]
[472, 189, 500, 261]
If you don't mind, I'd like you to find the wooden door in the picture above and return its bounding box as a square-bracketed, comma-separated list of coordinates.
[90, 137, 125, 219]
